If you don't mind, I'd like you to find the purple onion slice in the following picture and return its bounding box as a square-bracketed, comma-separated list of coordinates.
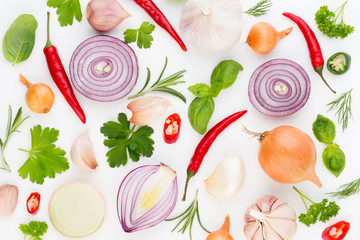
[248, 58, 311, 117]
[69, 35, 138, 102]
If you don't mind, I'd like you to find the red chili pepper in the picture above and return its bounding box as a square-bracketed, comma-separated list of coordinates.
[133, 0, 187, 52]
[182, 110, 247, 201]
[26, 192, 40, 215]
[322, 221, 350, 240]
[163, 113, 181, 144]
[43, 12, 86, 123]
[282, 12, 336, 94]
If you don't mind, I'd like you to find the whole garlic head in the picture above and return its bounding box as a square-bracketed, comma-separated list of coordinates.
[244, 195, 297, 240]
[180, 0, 243, 52]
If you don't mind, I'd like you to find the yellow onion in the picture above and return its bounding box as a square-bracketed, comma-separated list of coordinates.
[206, 215, 234, 240]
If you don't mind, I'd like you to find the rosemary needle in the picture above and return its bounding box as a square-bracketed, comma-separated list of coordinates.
[244, 0, 272, 17]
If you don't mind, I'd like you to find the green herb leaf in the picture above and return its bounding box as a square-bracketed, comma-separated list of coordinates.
[124, 22, 155, 49]
[312, 114, 336, 144]
[19, 221, 48, 239]
[244, 0, 272, 17]
[100, 113, 154, 167]
[18, 125, 69, 184]
[188, 97, 215, 134]
[47, 0, 82, 27]
[327, 88, 352, 132]
[188, 84, 212, 98]
[2, 14, 38, 65]
[328, 178, 360, 199]
[322, 143, 345, 177]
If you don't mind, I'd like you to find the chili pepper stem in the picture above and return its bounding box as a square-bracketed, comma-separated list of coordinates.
[182, 170, 195, 201]
[45, 12, 53, 49]
[314, 67, 336, 94]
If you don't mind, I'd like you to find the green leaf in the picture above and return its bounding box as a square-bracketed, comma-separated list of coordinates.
[323, 143, 345, 177]
[124, 22, 155, 49]
[19, 221, 48, 239]
[210, 60, 243, 97]
[128, 126, 154, 160]
[47, 0, 82, 27]
[104, 138, 128, 167]
[18, 125, 69, 184]
[188, 97, 215, 134]
[312, 114, 336, 144]
[2, 14, 38, 65]
[124, 29, 138, 44]
[188, 84, 212, 98]
[100, 113, 130, 139]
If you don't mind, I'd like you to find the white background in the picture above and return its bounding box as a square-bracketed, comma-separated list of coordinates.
[0, 0, 359, 239]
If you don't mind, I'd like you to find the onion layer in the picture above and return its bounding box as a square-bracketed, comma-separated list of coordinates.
[248, 58, 310, 117]
[69, 35, 138, 102]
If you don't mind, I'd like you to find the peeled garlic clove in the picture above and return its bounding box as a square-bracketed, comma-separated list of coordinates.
[71, 130, 98, 172]
[204, 151, 244, 198]
[127, 96, 172, 126]
[0, 184, 19, 216]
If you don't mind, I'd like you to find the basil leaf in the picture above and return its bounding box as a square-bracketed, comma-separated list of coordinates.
[312, 114, 336, 144]
[210, 60, 243, 97]
[2, 14, 38, 65]
[188, 97, 215, 134]
[322, 144, 345, 177]
[188, 83, 211, 98]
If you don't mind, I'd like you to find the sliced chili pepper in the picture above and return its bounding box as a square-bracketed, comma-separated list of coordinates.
[163, 113, 181, 144]
[43, 12, 86, 123]
[26, 192, 40, 215]
[282, 12, 336, 94]
[327, 52, 351, 75]
[322, 221, 350, 240]
[182, 110, 247, 201]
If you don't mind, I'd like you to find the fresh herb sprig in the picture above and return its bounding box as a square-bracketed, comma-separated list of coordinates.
[244, 0, 272, 17]
[128, 57, 186, 103]
[0, 106, 29, 172]
[328, 178, 360, 199]
[46, 0, 82, 27]
[166, 190, 209, 240]
[124, 22, 155, 49]
[19, 221, 48, 240]
[294, 187, 340, 227]
[327, 88, 353, 131]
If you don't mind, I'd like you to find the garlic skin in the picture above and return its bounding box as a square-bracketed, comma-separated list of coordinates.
[0, 184, 19, 216]
[127, 96, 172, 126]
[244, 195, 297, 240]
[86, 0, 129, 32]
[179, 0, 242, 52]
[71, 130, 98, 172]
[204, 151, 244, 198]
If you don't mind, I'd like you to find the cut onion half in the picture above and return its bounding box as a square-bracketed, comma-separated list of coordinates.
[248, 58, 311, 117]
[49, 182, 105, 238]
[69, 35, 138, 102]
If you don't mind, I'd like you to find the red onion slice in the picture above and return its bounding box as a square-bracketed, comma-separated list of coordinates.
[69, 35, 138, 102]
[117, 163, 178, 232]
[248, 58, 311, 117]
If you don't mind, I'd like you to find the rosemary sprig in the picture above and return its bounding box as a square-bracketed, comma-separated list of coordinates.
[327, 88, 353, 131]
[0, 106, 29, 172]
[328, 178, 360, 199]
[166, 190, 209, 240]
[244, 0, 272, 17]
[128, 57, 186, 103]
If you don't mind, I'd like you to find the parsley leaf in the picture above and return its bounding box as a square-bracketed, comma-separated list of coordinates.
[19, 221, 48, 240]
[124, 22, 155, 49]
[100, 113, 154, 167]
[18, 125, 69, 184]
[46, 0, 82, 27]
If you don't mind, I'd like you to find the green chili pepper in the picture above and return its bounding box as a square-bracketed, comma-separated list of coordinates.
[327, 52, 351, 75]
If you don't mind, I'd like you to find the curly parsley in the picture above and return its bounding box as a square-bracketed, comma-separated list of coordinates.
[315, 1, 354, 39]
[19, 221, 48, 240]
[46, 0, 82, 27]
[124, 22, 155, 49]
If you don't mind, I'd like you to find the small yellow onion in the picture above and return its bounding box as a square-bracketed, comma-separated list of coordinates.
[206, 215, 234, 240]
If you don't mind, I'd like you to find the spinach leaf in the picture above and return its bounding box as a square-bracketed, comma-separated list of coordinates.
[188, 97, 215, 134]
[312, 114, 336, 144]
[322, 143, 345, 177]
[188, 83, 211, 98]
[2, 14, 38, 65]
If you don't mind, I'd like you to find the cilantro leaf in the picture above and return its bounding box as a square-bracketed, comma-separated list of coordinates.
[19, 221, 48, 240]
[124, 22, 155, 49]
[47, 0, 82, 27]
[100, 113, 155, 167]
[18, 125, 69, 184]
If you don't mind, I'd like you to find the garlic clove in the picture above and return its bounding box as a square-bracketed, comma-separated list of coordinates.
[71, 130, 98, 172]
[263, 224, 283, 240]
[266, 218, 298, 239]
[0, 184, 19, 216]
[127, 96, 172, 126]
[267, 201, 297, 220]
[244, 221, 261, 239]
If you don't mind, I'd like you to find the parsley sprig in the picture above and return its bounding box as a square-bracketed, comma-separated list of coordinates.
[328, 178, 360, 199]
[327, 88, 353, 131]
[244, 0, 272, 17]
[293, 187, 340, 227]
[315, 1, 354, 39]
[46, 0, 82, 27]
[19, 221, 48, 240]
[124, 22, 155, 49]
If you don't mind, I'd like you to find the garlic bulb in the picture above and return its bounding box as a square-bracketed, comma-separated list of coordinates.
[179, 0, 243, 52]
[244, 195, 297, 240]
[0, 184, 19, 216]
[127, 96, 172, 126]
[204, 151, 244, 198]
[71, 130, 98, 172]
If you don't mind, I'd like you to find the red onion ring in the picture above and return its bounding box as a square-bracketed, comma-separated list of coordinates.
[69, 35, 138, 102]
[248, 58, 311, 117]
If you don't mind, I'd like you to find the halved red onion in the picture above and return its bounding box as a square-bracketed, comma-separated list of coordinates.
[248, 58, 311, 117]
[117, 163, 178, 232]
[69, 35, 138, 102]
